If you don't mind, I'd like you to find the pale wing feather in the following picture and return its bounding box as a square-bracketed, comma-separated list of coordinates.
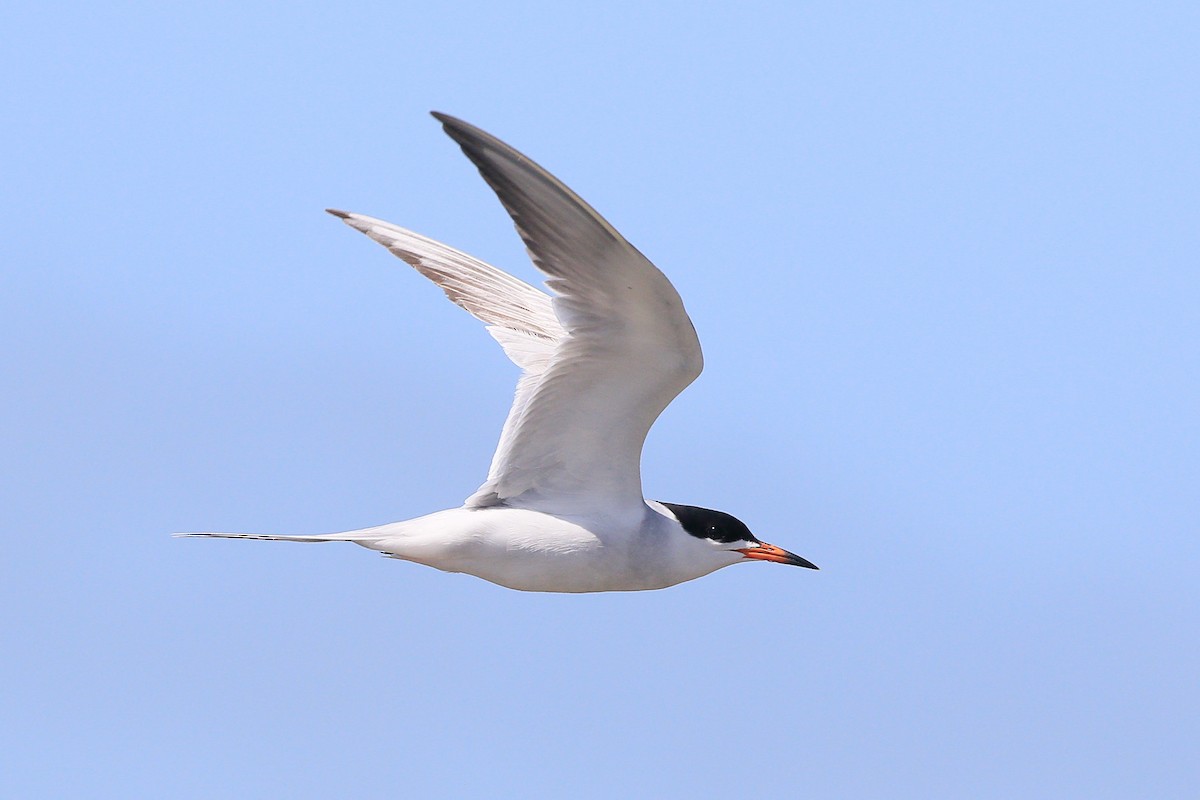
[328, 210, 564, 347]
[432, 113, 704, 516]
[327, 210, 562, 485]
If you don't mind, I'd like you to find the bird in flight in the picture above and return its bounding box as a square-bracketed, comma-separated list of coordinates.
[177, 112, 817, 592]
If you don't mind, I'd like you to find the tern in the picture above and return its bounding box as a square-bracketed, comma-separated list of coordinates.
[177, 112, 818, 592]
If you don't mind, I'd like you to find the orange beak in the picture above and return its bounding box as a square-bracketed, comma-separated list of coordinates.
[736, 542, 819, 570]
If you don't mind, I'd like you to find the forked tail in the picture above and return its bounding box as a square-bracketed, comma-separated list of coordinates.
[172, 532, 360, 543]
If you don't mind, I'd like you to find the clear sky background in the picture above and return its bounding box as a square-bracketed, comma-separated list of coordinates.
[3, 2, 1197, 798]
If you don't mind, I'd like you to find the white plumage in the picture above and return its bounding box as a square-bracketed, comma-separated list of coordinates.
[176, 112, 816, 592]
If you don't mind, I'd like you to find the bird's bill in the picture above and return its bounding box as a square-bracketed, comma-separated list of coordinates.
[736, 542, 819, 570]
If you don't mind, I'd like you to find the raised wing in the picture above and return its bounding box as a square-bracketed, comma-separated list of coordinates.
[430, 113, 703, 516]
[326, 211, 563, 365]
[326, 211, 564, 486]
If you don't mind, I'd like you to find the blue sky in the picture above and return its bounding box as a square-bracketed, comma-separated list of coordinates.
[3, 2, 1197, 797]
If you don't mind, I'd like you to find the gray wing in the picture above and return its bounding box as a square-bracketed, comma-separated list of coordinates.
[326, 211, 564, 489]
[432, 113, 703, 517]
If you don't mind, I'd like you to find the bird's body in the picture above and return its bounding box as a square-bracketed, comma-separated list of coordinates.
[178, 112, 817, 592]
[205, 504, 746, 593]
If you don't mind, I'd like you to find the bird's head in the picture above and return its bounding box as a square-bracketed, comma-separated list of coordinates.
[659, 502, 818, 570]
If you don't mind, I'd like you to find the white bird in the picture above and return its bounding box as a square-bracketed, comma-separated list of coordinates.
[177, 112, 817, 592]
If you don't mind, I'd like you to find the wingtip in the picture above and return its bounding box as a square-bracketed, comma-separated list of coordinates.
[430, 111, 459, 132]
[430, 110, 464, 127]
[429, 112, 479, 146]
